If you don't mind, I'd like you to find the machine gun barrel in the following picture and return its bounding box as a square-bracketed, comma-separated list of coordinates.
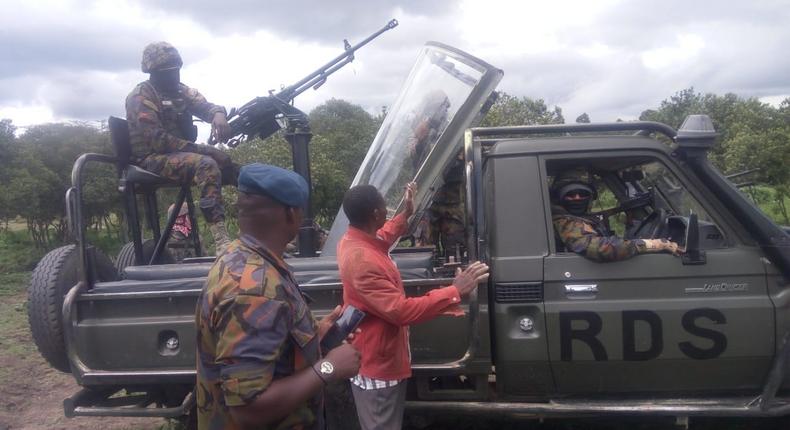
[216, 19, 398, 147]
[277, 19, 399, 101]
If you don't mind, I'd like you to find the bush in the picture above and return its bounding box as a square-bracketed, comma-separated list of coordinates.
[0, 231, 45, 274]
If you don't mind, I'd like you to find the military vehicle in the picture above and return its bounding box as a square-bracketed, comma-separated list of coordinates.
[27, 38, 790, 428]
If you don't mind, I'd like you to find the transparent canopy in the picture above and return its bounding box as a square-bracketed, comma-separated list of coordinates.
[323, 43, 502, 254]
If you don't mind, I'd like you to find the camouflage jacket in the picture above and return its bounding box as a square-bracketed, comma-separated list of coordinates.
[196, 234, 321, 430]
[552, 206, 644, 262]
[125, 81, 226, 158]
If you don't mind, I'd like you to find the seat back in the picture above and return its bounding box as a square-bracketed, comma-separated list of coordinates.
[108, 116, 132, 166]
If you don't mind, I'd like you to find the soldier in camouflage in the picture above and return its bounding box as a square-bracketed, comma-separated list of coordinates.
[126, 41, 234, 254]
[196, 163, 360, 430]
[427, 155, 465, 258]
[551, 168, 681, 262]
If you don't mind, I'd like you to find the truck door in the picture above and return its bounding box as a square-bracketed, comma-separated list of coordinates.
[541, 152, 774, 394]
[486, 155, 555, 397]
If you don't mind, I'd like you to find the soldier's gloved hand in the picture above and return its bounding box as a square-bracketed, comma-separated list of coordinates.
[211, 112, 232, 143]
[322, 343, 361, 382]
[641, 239, 683, 256]
[664, 240, 683, 256]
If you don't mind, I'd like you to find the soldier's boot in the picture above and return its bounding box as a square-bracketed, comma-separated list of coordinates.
[208, 220, 231, 256]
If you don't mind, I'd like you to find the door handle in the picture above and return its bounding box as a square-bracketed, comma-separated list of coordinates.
[565, 284, 598, 297]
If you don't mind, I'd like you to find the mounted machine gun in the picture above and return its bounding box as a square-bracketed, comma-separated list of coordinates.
[210, 19, 398, 256]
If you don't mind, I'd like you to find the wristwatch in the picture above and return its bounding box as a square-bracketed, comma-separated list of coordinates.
[314, 360, 334, 384]
[320, 360, 334, 377]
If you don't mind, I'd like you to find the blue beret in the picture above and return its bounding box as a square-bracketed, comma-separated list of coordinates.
[237, 163, 309, 207]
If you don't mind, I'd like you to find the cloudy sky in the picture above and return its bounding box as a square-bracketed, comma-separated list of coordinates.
[2, 0, 790, 133]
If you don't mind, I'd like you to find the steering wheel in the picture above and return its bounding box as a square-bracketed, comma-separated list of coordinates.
[631, 208, 668, 239]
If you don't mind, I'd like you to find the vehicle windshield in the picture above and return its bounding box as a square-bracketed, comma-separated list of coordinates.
[323, 43, 501, 254]
[354, 49, 482, 210]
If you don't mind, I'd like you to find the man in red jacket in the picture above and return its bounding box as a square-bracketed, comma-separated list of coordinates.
[337, 182, 489, 430]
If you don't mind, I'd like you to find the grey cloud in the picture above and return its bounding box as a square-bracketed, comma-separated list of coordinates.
[0, 70, 141, 122]
[40, 71, 137, 120]
[494, 1, 790, 121]
[135, 0, 457, 41]
[580, 0, 790, 50]
[0, 8, 161, 79]
[4, 0, 790, 129]
[0, 3, 215, 120]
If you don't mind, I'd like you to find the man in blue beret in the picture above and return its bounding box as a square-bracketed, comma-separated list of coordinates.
[196, 163, 361, 430]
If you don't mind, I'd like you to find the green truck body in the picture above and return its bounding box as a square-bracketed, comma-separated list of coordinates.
[30, 42, 790, 422]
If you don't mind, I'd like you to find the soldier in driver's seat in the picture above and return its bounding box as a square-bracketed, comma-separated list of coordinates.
[551, 167, 682, 262]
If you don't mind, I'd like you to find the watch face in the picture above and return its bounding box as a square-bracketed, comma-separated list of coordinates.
[320, 361, 334, 375]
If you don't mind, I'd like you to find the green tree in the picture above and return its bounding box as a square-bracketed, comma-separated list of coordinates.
[480, 92, 565, 126]
[0, 119, 18, 230]
[575, 113, 591, 123]
[11, 122, 119, 247]
[228, 99, 377, 226]
[641, 88, 790, 224]
[639, 88, 702, 129]
[308, 99, 377, 221]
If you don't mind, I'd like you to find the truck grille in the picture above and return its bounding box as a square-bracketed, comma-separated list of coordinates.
[494, 283, 543, 303]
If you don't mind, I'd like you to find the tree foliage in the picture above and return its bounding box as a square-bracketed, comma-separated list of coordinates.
[228, 99, 377, 225]
[0, 121, 119, 246]
[481, 92, 564, 126]
[640, 88, 790, 223]
[2, 87, 789, 255]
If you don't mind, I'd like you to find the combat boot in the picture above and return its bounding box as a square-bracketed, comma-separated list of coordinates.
[208, 220, 231, 256]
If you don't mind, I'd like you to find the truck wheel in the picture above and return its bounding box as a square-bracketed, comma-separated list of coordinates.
[116, 239, 175, 278]
[27, 244, 117, 373]
[325, 380, 360, 430]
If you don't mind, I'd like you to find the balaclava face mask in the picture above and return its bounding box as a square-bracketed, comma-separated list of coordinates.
[558, 183, 594, 216]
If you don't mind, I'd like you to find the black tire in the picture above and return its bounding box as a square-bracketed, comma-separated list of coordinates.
[27, 244, 117, 373]
[115, 239, 175, 278]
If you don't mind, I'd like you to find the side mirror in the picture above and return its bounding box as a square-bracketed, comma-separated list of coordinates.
[682, 213, 707, 265]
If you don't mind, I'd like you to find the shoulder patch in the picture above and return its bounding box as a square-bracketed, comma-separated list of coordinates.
[142, 99, 159, 112]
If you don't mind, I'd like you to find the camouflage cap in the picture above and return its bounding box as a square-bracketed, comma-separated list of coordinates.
[141, 42, 183, 73]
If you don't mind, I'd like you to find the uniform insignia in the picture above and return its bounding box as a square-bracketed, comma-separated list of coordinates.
[141, 100, 159, 112]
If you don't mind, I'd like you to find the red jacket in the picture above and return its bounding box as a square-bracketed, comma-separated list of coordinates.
[337, 213, 463, 380]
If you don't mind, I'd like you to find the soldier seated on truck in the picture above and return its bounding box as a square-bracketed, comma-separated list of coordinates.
[126, 41, 236, 255]
[551, 167, 682, 262]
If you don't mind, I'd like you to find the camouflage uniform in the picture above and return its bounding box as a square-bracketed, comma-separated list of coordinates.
[126, 81, 226, 222]
[428, 157, 466, 257]
[552, 205, 647, 262]
[196, 234, 322, 430]
[126, 42, 228, 223]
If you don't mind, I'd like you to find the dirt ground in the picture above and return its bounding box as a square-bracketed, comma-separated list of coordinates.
[0, 273, 168, 430]
[2, 272, 790, 430]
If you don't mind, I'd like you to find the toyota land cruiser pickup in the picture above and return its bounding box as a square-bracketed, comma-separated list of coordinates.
[28, 42, 790, 426]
